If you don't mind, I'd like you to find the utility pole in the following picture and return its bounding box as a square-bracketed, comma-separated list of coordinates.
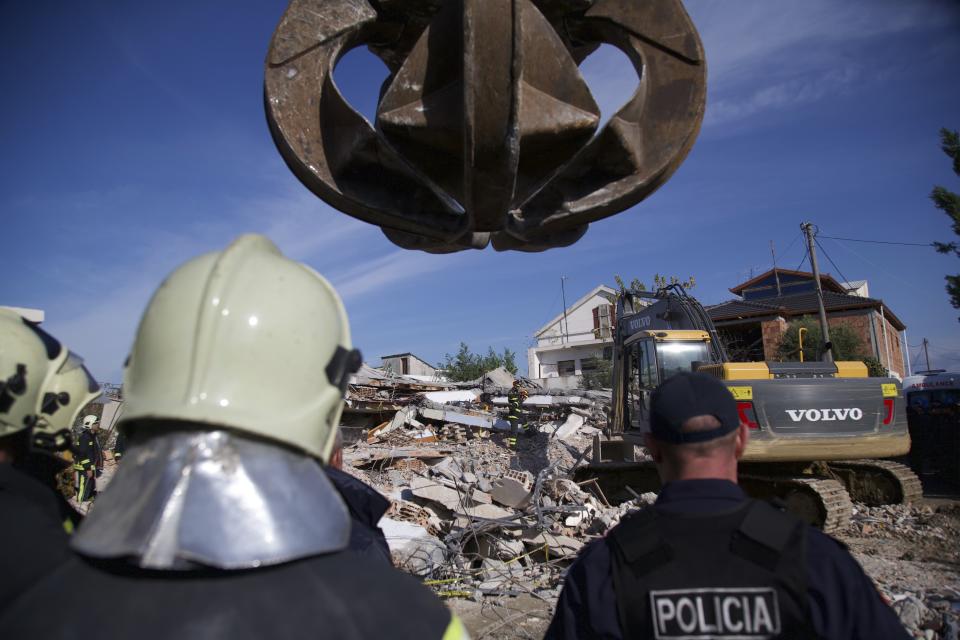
[922, 338, 931, 371]
[560, 276, 570, 344]
[770, 240, 782, 297]
[801, 222, 833, 362]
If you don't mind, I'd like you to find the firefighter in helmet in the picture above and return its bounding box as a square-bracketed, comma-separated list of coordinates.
[0, 310, 99, 605]
[0, 235, 467, 639]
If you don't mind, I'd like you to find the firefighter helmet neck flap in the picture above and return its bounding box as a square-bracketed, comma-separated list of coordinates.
[72, 234, 361, 570]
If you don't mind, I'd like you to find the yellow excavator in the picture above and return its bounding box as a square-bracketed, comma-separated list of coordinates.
[577, 285, 920, 533]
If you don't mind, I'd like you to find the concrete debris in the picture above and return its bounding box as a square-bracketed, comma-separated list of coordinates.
[381, 517, 447, 576]
[490, 476, 532, 509]
[423, 390, 482, 404]
[344, 366, 958, 640]
[337, 369, 621, 603]
[552, 414, 585, 441]
[410, 477, 471, 511]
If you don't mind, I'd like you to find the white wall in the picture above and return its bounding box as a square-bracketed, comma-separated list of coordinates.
[531, 344, 608, 378]
[536, 290, 614, 348]
[381, 355, 436, 377]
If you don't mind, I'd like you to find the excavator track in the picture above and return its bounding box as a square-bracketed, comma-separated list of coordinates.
[740, 474, 853, 534]
[825, 459, 923, 506]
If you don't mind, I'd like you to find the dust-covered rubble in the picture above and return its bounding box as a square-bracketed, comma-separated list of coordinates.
[339, 365, 959, 639]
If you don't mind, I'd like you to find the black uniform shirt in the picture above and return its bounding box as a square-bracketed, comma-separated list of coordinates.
[546, 479, 910, 640]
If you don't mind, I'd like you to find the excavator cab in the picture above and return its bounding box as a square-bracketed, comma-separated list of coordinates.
[623, 330, 714, 434]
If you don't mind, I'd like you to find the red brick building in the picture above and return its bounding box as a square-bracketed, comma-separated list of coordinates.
[707, 269, 907, 376]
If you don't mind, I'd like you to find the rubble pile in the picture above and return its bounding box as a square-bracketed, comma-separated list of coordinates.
[845, 502, 960, 639]
[340, 366, 632, 600]
[340, 365, 960, 639]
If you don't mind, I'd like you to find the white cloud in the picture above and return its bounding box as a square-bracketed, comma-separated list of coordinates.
[328, 248, 469, 302]
[570, 0, 960, 132]
[27, 178, 463, 381]
[705, 64, 862, 128]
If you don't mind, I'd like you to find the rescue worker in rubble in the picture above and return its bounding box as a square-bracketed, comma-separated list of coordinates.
[0, 235, 468, 639]
[507, 379, 529, 449]
[73, 415, 99, 502]
[326, 427, 392, 564]
[0, 309, 99, 607]
[545, 372, 910, 640]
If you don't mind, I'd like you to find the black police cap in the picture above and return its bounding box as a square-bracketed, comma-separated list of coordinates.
[650, 372, 740, 444]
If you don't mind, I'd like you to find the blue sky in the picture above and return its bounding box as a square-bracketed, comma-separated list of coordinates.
[2, 1, 959, 381]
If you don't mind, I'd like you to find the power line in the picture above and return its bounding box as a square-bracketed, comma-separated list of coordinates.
[780, 232, 802, 262]
[793, 244, 809, 273]
[814, 237, 853, 287]
[818, 234, 932, 247]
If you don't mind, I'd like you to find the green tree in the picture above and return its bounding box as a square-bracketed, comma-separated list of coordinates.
[861, 357, 889, 377]
[581, 357, 613, 390]
[776, 317, 867, 362]
[439, 343, 518, 382]
[614, 274, 696, 311]
[931, 128, 960, 320]
[614, 273, 696, 294]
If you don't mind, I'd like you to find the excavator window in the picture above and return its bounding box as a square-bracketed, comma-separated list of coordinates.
[626, 340, 657, 431]
[636, 339, 657, 389]
[657, 341, 711, 381]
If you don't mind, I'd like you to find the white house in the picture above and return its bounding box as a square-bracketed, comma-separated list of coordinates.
[527, 284, 618, 390]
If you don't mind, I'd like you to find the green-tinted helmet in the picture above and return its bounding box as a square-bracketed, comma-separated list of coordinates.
[0, 309, 66, 440]
[33, 352, 101, 450]
[119, 234, 362, 462]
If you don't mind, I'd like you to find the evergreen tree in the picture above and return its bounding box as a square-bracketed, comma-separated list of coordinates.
[931, 128, 960, 320]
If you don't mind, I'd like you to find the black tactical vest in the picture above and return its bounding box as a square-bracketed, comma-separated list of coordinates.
[609, 500, 816, 640]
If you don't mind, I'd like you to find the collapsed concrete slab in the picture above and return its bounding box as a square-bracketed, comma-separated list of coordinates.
[380, 517, 447, 576]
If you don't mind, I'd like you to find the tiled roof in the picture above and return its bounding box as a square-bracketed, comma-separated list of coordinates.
[709, 291, 905, 330]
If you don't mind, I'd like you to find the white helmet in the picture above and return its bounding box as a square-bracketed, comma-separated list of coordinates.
[81, 414, 99, 429]
[34, 353, 101, 450]
[119, 234, 361, 462]
[0, 308, 67, 441]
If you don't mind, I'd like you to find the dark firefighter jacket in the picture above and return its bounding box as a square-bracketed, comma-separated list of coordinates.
[73, 430, 97, 473]
[0, 462, 76, 610]
[0, 549, 466, 640]
[325, 466, 392, 564]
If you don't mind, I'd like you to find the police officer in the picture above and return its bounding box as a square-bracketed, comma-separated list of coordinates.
[506, 380, 529, 449]
[0, 310, 99, 607]
[546, 372, 910, 639]
[73, 415, 98, 503]
[0, 235, 467, 639]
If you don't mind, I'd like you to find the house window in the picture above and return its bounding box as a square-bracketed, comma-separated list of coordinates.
[558, 360, 576, 376]
[580, 358, 599, 374]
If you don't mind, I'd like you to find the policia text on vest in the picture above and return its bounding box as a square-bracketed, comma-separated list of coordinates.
[650, 587, 779, 639]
